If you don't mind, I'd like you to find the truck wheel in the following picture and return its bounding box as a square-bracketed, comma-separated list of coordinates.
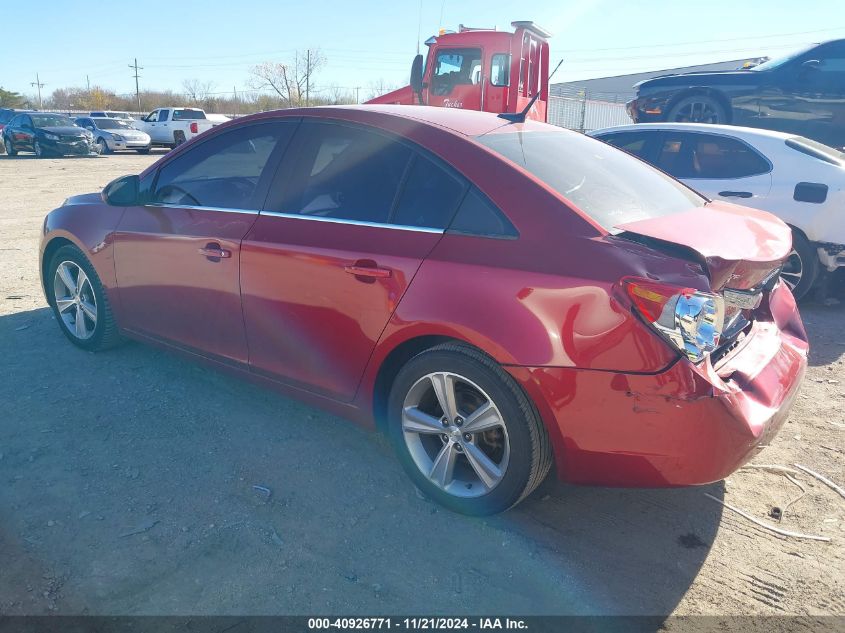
[173, 130, 186, 146]
[781, 230, 819, 301]
[666, 95, 727, 124]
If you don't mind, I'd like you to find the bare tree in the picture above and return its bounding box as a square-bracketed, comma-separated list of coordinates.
[366, 78, 396, 101]
[249, 49, 326, 108]
[326, 84, 355, 105]
[182, 78, 215, 103]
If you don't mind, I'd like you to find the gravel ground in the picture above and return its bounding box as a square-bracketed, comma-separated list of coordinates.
[0, 153, 843, 618]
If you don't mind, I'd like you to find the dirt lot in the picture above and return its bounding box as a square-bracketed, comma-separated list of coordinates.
[0, 153, 843, 618]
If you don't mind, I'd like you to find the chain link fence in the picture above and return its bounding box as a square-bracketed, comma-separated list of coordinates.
[547, 88, 632, 133]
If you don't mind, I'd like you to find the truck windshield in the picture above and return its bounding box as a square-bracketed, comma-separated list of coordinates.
[172, 109, 206, 121]
[475, 130, 705, 231]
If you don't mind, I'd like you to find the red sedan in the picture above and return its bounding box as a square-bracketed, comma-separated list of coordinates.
[39, 105, 808, 515]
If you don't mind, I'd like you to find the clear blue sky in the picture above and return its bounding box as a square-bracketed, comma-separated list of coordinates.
[1, 0, 844, 102]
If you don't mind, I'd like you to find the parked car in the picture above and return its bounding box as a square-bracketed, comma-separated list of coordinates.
[132, 107, 214, 148]
[89, 111, 134, 120]
[39, 106, 808, 515]
[627, 38, 845, 149]
[3, 112, 95, 158]
[0, 108, 33, 152]
[75, 117, 152, 154]
[591, 123, 845, 299]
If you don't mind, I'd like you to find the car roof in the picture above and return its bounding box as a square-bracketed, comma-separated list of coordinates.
[591, 122, 795, 142]
[238, 104, 557, 138]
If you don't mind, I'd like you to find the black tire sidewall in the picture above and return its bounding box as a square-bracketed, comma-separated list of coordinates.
[48, 245, 111, 351]
[787, 230, 819, 300]
[388, 348, 536, 515]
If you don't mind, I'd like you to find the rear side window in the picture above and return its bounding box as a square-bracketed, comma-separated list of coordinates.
[153, 121, 293, 210]
[392, 156, 465, 229]
[269, 121, 412, 224]
[476, 130, 705, 231]
[657, 132, 771, 179]
[597, 131, 651, 160]
[448, 188, 518, 238]
[173, 109, 206, 121]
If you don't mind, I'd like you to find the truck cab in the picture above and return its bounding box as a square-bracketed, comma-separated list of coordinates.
[368, 21, 551, 121]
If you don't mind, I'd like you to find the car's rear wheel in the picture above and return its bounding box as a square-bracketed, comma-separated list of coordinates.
[48, 245, 122, 351]
[666, 94, 726, 124]
[388, 343, 552, 515]
[3, 137, 15, 156]
[173, 130, 186, 146]
[781, 230, 819, 300]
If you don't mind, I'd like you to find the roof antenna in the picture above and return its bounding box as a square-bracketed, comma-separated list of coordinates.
[499, 58, 563, 123]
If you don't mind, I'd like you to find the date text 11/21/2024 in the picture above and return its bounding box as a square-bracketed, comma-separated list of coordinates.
[307, 617, 529, 630]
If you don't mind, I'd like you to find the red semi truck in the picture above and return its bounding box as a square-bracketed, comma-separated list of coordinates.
[368, 21, 552, 122]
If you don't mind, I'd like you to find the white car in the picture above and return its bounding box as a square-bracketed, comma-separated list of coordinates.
[75, 117, 152, 154]
[590, 122, 845, 298]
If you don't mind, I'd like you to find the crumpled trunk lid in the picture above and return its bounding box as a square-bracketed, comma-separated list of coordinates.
[615, 201, 791, 291]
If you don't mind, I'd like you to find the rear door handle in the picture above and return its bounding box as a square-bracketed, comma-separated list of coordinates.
[718, 191, 753, 198]
[198, 244, 231, 260]
[344, 264, 392, 278]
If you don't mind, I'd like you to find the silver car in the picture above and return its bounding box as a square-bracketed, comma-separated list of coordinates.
[75, 117, 152, 154]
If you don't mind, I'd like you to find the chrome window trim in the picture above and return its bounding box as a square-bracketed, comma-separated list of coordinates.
[145, 203, 259, 215]
[258, 210, 445, 234]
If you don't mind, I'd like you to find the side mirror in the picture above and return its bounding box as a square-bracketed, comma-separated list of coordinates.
[102, 174, 140, 207]
[410, 54, 424, 103]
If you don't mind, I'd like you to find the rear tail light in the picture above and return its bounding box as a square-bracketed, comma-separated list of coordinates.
[190, 122, 198, 134]
[624, 278, 725, 363]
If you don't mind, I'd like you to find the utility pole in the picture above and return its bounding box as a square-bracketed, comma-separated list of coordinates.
[355, 86, 360, 104]
[31, 74, 45, 109]
[129, 58, 143, 112]
[233, 86, 239, 116]
[86, 75, 91, 92]
[305, 49, 310, 107]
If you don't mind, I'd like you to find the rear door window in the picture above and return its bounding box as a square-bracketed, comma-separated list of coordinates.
[153, 121, 295, 210]
[448, 188, 518, 238]
[267, 121, 412, 224]
[656, 132, 771, 179]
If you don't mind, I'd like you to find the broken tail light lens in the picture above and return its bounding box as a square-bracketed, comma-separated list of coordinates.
[624, 278, 725, 363]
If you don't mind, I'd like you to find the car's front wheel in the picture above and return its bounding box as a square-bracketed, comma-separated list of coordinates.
[97, 137, 110, 154]
[388, 343, 552, 515]
[34, 140, 47, 158]
[666, 94, 727, 124]
[47, 245, 122, 351]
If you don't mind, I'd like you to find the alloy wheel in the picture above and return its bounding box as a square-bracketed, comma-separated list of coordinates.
[34, 140, 43, 157]
[672, 100, 722, 123]
[97, 138, 108, 154]
[53, 260, 97, 340]
[781, 248, 803, 291]
[401, 372, 510, 498]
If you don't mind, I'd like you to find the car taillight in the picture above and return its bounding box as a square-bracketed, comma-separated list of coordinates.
[624, 278, 725, 363]
[190, 122, 198, 134]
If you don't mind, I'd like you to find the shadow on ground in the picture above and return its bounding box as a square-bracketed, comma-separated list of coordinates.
[0, 307, 722, 616]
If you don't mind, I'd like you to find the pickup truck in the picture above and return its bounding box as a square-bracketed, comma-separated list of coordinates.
[132, 107, 215, 148]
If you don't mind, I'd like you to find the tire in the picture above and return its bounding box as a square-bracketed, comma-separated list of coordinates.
[47, 244, 122, 351]
[388, 343, 552, 515]
[34, 140, 46, 158]
[96, 137, 110, 155]
[3, 137, 15, 156]
[666, 94, 727, 124]
[173, 130, 186, 146]
[781, 229, 819, 301]
[137, 145, 151, 154]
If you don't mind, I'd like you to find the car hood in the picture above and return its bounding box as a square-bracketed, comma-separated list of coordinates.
[634, 70, 763, 90]
[105, 128, 148, 137]
[615, 201, 791, 290]
[40, 126, 87, 136]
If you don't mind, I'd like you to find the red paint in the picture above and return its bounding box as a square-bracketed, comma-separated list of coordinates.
[40, 106, 808, 488]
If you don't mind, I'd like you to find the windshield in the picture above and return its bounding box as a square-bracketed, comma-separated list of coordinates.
[749, 44, 816, 72]
[476, 130, 705, 231]
[95, 119, 133, 130]
[31, 114, 75, 127]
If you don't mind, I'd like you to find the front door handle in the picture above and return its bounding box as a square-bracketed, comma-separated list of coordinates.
[198, 244, 231, 260]
[344, 264, 392, 279]
[718, 191, 753, 198]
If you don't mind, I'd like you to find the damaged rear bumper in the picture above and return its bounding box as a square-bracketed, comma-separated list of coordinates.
[508, 283, 809, 487]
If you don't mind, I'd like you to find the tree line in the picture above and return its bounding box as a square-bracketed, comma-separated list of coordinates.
[1, 49, 398, 115]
